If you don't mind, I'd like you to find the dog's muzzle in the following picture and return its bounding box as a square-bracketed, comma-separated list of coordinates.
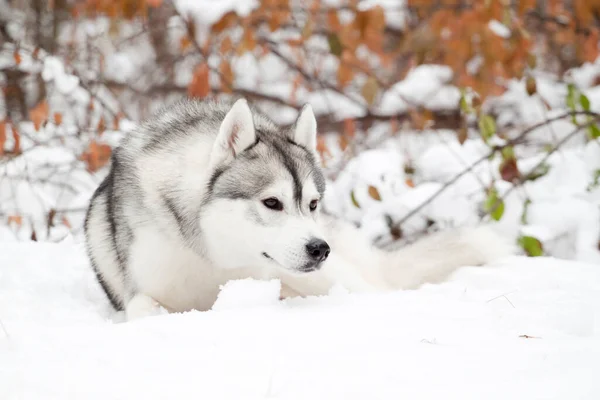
[298, 238, 330, 273]
[305, 238, 330, 262]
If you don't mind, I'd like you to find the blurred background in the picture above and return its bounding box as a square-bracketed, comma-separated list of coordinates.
[0, 0, 599, 263]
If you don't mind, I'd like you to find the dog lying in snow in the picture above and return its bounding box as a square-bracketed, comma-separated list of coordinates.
[84, 98, 515, 320]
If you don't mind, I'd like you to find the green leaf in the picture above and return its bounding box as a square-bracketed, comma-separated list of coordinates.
[484, 188, 505, 221]
[350, 190, 360, 208]
[587, 169, 600, 192]
[459, 90, 471, 114]
[518, 235, 544, 257]
[501, 146, 515, 161]
[478, 114, 496, 142]
[566, 83, 577, 111]
[580, 93, 591, 111]
[327, 33, 343, 57]
[526, 162, 551, 181]
[520, 198, 532, 224]
[588, 124, 600, 139]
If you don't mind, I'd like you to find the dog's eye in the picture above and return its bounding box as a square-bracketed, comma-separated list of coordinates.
[263, 197, 283, 211]
[309, 200, 318, 211]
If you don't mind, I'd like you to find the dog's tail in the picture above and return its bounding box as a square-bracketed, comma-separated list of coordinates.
[378, 225, 517, 290]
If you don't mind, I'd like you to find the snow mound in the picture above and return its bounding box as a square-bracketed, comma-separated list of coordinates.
[1, 242, 599, 399]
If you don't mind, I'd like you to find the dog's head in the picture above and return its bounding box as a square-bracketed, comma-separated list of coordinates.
[200, 99, 330, 273]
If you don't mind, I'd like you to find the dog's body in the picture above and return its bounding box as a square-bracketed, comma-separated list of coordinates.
[84, 98, 514, 320]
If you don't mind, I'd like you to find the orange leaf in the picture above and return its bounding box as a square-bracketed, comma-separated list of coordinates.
[337, 63, 354, 87]
[12, 125, 20, 154]
[13, 50, 21, 65]
[62, 216, 72, 229]
[188, 63, 211, 98]
[0, 120, 6, 156]
[220, 36, 233, 54]
[405, 178, 415, 188]
[343, 118, 356, 138]
[7, 215, 23, 227]
[327, 10, 341, 31]
[97, 117, 106, 135]
[316, 136, 331, 166]
[146, 0, 163, 7]
[368, 185, 381, 201]
[212, 11, 237, 34]
[29, 101, 49, 131]
[54, 112, 63, 126]
[219, 60, 234, 93]
[237, 29, 257, 55]
[180, 35, 192, 51]
[338, 134, 349, 151]
[80, 140, 112, 172]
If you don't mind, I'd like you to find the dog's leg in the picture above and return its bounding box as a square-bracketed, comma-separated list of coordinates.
[125, 293, 169, 321]
[280, 284, 301, 300]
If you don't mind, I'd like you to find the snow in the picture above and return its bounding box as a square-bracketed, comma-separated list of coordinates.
[488, 20, 511, 38]
[1, 241, 599, 399]
[378, 65, 461, 114]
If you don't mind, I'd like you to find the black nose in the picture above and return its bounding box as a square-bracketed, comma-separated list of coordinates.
[305, 239, 330, 262]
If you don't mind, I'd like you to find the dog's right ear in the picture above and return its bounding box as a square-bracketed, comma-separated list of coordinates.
[210, 98, 256, 168]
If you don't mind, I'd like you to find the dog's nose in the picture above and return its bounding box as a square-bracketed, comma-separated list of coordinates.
[305, 239, 330, 262]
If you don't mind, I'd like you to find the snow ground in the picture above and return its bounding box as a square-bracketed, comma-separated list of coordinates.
[1, 241, 599, 399]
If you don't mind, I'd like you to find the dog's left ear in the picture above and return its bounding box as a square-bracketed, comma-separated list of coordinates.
[290, 104, 317, 153]
[210, 98, 256, 168]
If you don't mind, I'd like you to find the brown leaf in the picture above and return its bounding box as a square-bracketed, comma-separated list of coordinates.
[0, 120, 6, 156]
[220, 36, 233, 54]
[361, 76, 379, 106]
[338, 134, 349, 151]
[337, 63, 354, 87]
[146, 0, 163, 7]
[500, 158, 520, 183]
[212, 11, 237, 33]
[368, 185, 381, 201]
[13, 50, 21, 65]
[188, 63, 211, 98]
[12, 125, 20, 154]
[180, 35, 192, 51]
[301, 19, 314, 39]
[47, 209, 57, 228]
[526, 76, 537, 96]
[54, 112, 63, 126]
[343, 118, 356, 138]
[29, 101, 49, 131]
[80, 140, 112, 172]
[62, 216, 72, 229]
[458, 126, 468, 144]
[237, 29, 257, 55]
[219, 60, 234, 93]
[327, 10, 341, 31]
[7, 215, 22, 227]
[97, 117, 106, 135]
[316, 136, 331, 166]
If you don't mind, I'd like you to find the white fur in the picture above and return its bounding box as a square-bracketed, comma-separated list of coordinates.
[293, 104, 318, 152]
[210, 98, 256, 168]
[87, 100, 516, 321]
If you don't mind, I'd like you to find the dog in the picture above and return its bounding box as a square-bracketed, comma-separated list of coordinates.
[84, 98, 515, 320]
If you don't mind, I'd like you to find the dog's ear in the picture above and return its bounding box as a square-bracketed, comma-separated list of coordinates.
[291, 104, 317, 153]
[210, 98, 256, 167]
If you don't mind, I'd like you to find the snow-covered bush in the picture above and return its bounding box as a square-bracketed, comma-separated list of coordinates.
[0, 0, 599, 263]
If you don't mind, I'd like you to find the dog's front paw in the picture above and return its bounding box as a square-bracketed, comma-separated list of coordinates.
[125, 293, 169, 321]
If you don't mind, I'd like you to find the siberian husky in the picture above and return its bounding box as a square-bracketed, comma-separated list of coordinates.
[84, 98, 514, 320]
